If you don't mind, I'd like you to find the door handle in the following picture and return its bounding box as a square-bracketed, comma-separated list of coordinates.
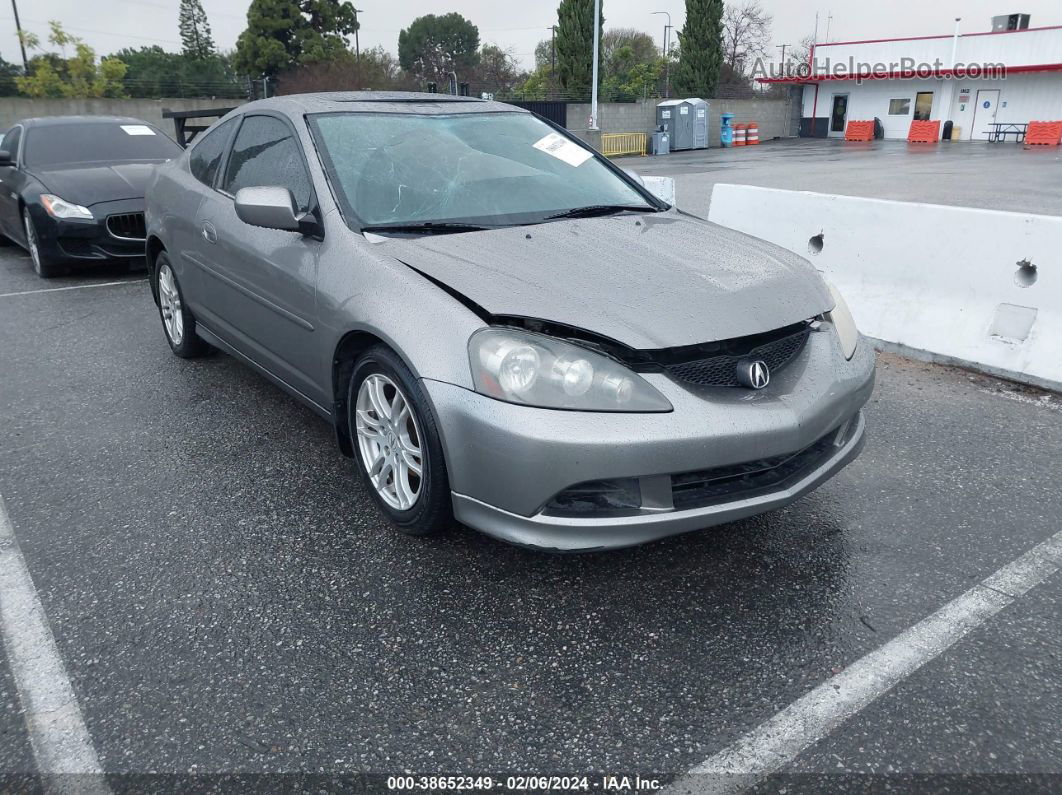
[201, 222, 217, 244]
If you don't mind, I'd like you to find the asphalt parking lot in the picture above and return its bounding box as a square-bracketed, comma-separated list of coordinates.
[1, 225, 1060, 790]
[620, 138, 1062, 217]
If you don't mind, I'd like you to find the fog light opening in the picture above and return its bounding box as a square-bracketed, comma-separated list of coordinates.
[808, 233, 824, 255]
[1014, 259, 1037, 288]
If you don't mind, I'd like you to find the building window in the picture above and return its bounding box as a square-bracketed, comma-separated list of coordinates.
[914, 92, 934, 121]
[888, 98, 911, 115]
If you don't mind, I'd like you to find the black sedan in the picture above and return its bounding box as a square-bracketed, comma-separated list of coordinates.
[0, 115, 182, 277]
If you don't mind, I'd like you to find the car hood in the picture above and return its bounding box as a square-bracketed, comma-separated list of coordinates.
[380, 212, 834, 349]
[29, 162, 163, 206]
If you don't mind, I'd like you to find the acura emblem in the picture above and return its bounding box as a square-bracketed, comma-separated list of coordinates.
[737, 359, 770, 389]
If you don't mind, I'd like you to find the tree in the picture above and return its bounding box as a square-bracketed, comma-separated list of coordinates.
[672, 0, 723, 97]
[397, 13, 480, 85]
[234, 0, 360, 78]
[534, 38, 554, 71]
[470, 44, 523, 95]
[602, 28, 657, 73]
[179, 0, 217, 59]
[556, 0, 603, 99]
[0, 56, 20, 97]
[111, 46, 242, 98]
[600, 28, 661, 99]
[16, 21, 127, 98]
[276, 47, 412, 93]
[721, 1, 771, 77]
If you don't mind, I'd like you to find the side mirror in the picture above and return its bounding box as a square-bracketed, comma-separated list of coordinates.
[640, 175, 676, 206]
[0, 150, 14, 167]
[234, 186, 303, 232]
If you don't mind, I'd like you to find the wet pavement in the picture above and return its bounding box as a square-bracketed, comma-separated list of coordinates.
[621, 137, 1062, 218]
[0, 238, 1059, 788]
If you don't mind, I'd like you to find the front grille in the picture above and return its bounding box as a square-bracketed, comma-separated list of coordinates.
[666, 326, 810, 387]
[106, 212, 146, 241]
[542, 417, 859, 518]
[670, 429, 841, 511]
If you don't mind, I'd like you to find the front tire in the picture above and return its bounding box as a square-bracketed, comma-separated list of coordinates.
[155, 252, 208, 358]
[23, 209, 63, 278]
[348, 346, 452, 536]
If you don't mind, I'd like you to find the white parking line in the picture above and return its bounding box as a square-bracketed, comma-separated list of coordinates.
[670, 529, 1062, 795]
[0, 279, 147, 299]
[0, 496, 109, 793]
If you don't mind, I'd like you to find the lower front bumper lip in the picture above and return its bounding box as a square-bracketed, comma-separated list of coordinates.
[451, 412, 867, 552]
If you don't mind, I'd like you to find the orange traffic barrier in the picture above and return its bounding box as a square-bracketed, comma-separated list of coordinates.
[746, 122, 759, 145]
[1025, 120, 1062, 146]
[845, 120, 875, 141]
[732, 123, 747, 147]
[907, 120, 941, 143]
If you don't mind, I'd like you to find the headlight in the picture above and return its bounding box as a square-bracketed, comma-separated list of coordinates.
[40, 194, 93, 220]
[825, 282, 859, 360]
[469, 328, 672, 412]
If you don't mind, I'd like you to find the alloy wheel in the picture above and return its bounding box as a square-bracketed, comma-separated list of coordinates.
[355, 373, 424, 511]
[157, 263, 184, 345]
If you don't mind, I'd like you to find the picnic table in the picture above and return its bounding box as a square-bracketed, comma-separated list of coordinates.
[984, 122, 1027, 143]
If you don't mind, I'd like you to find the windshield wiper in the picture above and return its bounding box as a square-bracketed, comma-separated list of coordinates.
[361, 221, 492, 235]
[542, 204, 658, 221]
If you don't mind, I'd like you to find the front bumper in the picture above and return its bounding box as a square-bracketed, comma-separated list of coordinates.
[29, 198, 146, 264]
[424, 327, 876, 551]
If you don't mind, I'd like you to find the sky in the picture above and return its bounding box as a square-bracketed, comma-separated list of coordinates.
[3, 0, 1062, 71]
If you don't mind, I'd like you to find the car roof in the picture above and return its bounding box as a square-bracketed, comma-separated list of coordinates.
[13, 115, 161, 129]
[228, 91, 530, 118]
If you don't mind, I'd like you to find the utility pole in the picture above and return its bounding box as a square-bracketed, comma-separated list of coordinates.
[548, 25, 557, 73]
[777, 43, 789, 77]
[589, 0, 600, 129]
[651, 11, 672, 98]
[353, 8, 363, 60]
[10, 0, 28, 72]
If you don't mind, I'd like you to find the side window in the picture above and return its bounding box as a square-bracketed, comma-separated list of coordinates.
[2, 126, 22, 163]
[189, 118, 236, 187]
[222, 116, 312, 212]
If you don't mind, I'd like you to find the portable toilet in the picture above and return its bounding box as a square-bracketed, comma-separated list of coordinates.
[656, 98, 708, 150]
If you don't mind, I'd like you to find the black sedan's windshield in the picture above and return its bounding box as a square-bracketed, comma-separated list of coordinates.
[24, 123, 182, 167]
[309, 111, 654, 228]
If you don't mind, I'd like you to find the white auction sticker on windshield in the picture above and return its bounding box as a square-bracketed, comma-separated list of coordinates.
[120, 125, 156, 136]
[532, 133, 592, 167]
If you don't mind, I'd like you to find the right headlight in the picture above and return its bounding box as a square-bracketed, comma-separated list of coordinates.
[825, 281, 859, 360]
[468, 328, 672, 412]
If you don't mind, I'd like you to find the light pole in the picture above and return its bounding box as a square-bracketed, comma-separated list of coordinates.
[589, 0, 601, 129]
[353, 8, 363, 61]
[651, 11, 672, 98]
[10, 0, 28, 72]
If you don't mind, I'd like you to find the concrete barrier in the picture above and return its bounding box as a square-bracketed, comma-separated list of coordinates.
[707, 184, 1062, 390]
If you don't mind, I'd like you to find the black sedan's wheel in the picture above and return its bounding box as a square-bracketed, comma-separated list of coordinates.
[155, 253, 208, 358]
[23, 209, 63, 278]
[348, 346, 452, 536]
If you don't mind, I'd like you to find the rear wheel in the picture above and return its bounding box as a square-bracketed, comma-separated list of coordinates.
[348, 346, 452, 536]
[155, 252, 208, 358]
[23, 209, 63, 278]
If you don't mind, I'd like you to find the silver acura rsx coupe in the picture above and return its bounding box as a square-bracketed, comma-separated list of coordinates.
[145, 92, 875, 552]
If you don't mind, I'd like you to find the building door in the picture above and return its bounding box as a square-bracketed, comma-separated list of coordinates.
[913, 92, 934, 120]
[829, 94, 849, 137]
[971, 89, 1000, 140]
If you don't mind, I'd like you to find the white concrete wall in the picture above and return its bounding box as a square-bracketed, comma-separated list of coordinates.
[707, 184, 1062, 390]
